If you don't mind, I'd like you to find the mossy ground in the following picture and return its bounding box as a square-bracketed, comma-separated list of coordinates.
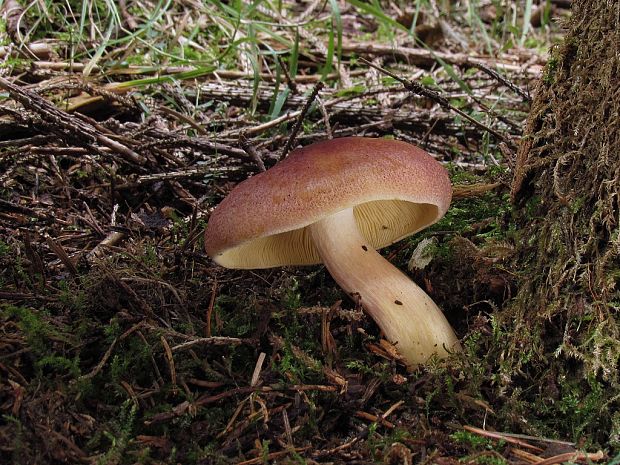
[1, 0, 617, 463]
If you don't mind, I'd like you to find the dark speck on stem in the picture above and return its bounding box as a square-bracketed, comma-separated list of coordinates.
[394, 300, 403, 306]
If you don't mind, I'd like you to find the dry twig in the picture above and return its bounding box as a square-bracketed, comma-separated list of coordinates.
[279, 81, 325, 160]
[0, 77, 146, 165]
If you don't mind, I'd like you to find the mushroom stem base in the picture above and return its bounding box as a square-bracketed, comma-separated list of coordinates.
[309, 207, 461, 367]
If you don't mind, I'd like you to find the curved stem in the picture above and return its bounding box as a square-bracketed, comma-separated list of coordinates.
[309, 208, 461, 368]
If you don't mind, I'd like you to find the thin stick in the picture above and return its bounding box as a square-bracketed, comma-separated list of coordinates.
[316, 95, 332, 139]
[360, 58, 510, 144]
[250, 352, 266, 387]
[45, 234, 78, 276]
[474, 62, 531, 102]
[511, 448, 545, 464]
[277, 56, 298, 94]
[343, 42, 544, 76]
[79, 322, 144, 380]
[452, 182, 502, 199]
[499, 431, 574, 446]
[160, 336, 177, 392]
[87, 231, 125, 261]
[354, 410, 395, 428]
[170, 336, 244, 352]
[535, 451, 605, 465]
[236, 447, 310, 465]
[118, 0, 138, 30]
[279, 81, 324, 161]
[0, 77, 146, 165]
[463, 425, 544, 452]
[314, 400, 404, 457]
[239, 132, 266, 171]
[206, 277, 217, 337]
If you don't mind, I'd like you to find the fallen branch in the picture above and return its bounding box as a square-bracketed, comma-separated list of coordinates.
[342, 41, 544, 77]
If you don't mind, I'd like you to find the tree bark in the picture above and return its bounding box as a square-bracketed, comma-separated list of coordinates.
[500, 0, 619, 444]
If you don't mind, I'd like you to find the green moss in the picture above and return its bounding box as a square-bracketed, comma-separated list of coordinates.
[104, 318, 122, 343]
[274, 336, 322, 383]
[344, 359, 391, 380]
[549, 374, 613, 443]
[2, 305, 64, 355]
[367, 428, 412, 460]
[0, 240, 9, 256]
[217, 294, 259, 338]
[96, 400, 137, 465]
[142, 243, 160, 269]
[2, 415, 27, 465]
[57, 279, 87, 311]
[451, 430, 498, 449]
[569, 196, 586, 214]
[36, 354, 81, 378]
[543, 54, 559, 85]
[108, 338, 153, 387]
[335, 84, 366, 97]
[470, 455, 509, 465]
[430, 193, 511, 239]
[283, 277, 302, 310]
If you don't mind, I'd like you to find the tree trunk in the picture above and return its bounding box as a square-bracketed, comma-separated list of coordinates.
[501, 0, 619, 444]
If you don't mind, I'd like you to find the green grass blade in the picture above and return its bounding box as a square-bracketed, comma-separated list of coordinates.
[271, 88, 290, 120]
[347, 0, 408, 32]
[113, 67, 217, 88]
[268, 57, 283, 116]
[246, 23, 260, 115]
[83, 17, 115, 77]
[322, 23, 335, 79]
[327, 0, 342, 72]
[520, 0, 534, 46]
[289, 28, 299, 78]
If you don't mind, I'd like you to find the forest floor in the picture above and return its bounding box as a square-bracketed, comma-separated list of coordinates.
[0, 1, 613, 464]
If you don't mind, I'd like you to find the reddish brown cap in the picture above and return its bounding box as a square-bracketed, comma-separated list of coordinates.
[205, 137, 451, 268]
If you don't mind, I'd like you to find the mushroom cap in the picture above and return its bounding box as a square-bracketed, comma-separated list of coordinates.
[205, 137, 452, 268]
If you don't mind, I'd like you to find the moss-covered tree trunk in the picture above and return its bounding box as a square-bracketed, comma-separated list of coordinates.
[501, 0, 619, 445]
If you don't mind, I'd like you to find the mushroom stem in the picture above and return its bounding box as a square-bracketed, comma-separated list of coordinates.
[309, 208, 461, 368]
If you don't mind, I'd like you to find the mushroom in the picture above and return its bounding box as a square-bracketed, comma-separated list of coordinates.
[204, 137, 461, 368]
